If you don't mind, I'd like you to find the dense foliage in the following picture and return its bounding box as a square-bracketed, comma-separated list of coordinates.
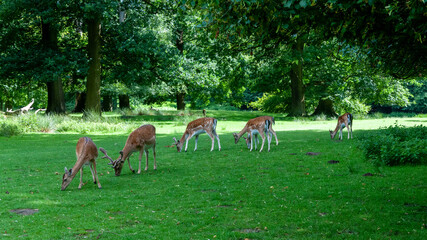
[359, 124, 427, 166]
[0, 0, 426, 115]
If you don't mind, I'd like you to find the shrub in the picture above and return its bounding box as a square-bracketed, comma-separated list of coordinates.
[359, 124, 427, 166]
[0, 121, 23, 137]
[248, 93, 288, 113]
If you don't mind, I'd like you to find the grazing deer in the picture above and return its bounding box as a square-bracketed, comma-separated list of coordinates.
[100, 124, 156, 176]
[173, 117, 221, 152]
[244, 116, 278, 147]
[61, 137, 102, 191]
[233, 117, 272, 152]
[329, 113, 353, 140]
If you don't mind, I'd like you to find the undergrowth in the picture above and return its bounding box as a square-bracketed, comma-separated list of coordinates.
[358, 124, 427, 166]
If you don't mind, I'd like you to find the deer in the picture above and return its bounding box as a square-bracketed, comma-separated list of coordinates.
[329, 112, 353, 140]
[61, 137, 102, 191]
[233, 116, 272, 152]
[100, 124, 156, 176]
[172, 117, 221, 152]
[243, 116, 279, 147]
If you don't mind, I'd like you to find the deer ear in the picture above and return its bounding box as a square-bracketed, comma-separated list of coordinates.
[172, 137, 178, 144]
[64, 167, 68, 173]
[120, 151, 124, 158]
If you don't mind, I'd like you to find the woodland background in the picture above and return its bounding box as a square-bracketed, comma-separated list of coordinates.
[0, 0, 426, 116]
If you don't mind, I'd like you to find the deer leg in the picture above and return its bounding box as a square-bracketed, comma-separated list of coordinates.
[213, 130, 221, 151]
[249, 132, 254, 152]
[144, 149, 149, 171]
[78, 168, 83, 189]
[194, 135, 199, 151]
[92, 161, 101, 189]
[342, 122, 349, 139]
[270, 127, 278, 145]
[89, 163, 96, 184]
[206, 132, 215, 152]
[138, 148, 144, 174]
[259, 132, 266, 152]
[251, 134, 259, 150]
[185, 134, 191, 152]
[128, 156, 135, 173]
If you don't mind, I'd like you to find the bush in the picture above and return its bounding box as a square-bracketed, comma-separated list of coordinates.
[0, 121, 23, 137]
[359, 124, 427, 166]
[248, 93, 288, 113]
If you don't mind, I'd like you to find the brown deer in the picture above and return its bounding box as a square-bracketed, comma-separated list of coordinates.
[61, 137, 102, 191]
[233, 116, 272, 152]
[173, 117, 221, 152]
[100, 124, 156, 176]
[329, 113, 353, 140]
[243, 116, 278, 147]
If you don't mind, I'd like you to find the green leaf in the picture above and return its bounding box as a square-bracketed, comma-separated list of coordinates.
[299, 0, 308, 8]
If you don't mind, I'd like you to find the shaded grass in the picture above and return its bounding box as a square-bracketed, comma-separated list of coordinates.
[0, 115, 426, 239]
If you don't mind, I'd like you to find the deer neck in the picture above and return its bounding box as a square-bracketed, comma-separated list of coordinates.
[236, 127, 249, 142]
[178, 132, 189, 146]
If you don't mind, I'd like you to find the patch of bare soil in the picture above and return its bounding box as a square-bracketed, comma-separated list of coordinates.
[235, 228, 262, 233]
[10, 209, 39, 215]
[306, 152, 321, 155]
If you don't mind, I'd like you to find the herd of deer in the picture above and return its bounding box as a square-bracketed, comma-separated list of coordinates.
[61, 112, 353, 191]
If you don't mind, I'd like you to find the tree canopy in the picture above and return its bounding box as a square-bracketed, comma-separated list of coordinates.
[0, 0, 426, 115]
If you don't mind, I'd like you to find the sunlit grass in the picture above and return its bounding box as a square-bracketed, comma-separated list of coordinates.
[0, 111, 426, 239]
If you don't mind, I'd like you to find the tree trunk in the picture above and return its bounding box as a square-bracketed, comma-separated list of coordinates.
[84, 17, 102, 116]
[73, 92, 86, 113]
[46, 80, 66, 114]
[175, 29, 186, 111]
[176, 92, 185, 110]
[312, 98, 337, 117]
[289, 36, 306, 116]
[101, 94, 113, 112]
[42, 21, 66, 114]
[119, 95, 130, 109]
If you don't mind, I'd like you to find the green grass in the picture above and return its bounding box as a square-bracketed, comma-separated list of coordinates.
[0, 111, 426, 239]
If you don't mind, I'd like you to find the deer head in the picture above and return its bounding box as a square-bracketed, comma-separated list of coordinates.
[329, 130, 336, 139]
[172, 137, 183, 152]
[61, 167, 73, 191]
[232, 133, 240, 144]
[243, 135, 251, 149]
[100, 147, 125, 176]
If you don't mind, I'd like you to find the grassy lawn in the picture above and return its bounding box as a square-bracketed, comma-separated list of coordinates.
[0, 111, 426, 239]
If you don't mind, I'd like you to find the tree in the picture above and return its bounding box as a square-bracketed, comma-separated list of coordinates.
[192, 0, 427, 115]
[325, 0, 427, 79]
[84, 12, 102, 115]
[0, 0, 68, 114]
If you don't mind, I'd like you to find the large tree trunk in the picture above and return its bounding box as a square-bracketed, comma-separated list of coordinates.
[42, 21, 66, 114]
[289, 36, 306, 116]
[84, 17, 102, 116]
[46, 80, 66, 114]
[119, 95, 130, 109]
[73, 92, 86, 113]
[176, 92, 185, 110]
[312, 98, 337, 117]
[175, 29, 186, 111]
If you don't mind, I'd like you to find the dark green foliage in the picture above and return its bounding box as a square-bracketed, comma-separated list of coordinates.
[359, 124, 427, 166]
[0, 121, 22, 137]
